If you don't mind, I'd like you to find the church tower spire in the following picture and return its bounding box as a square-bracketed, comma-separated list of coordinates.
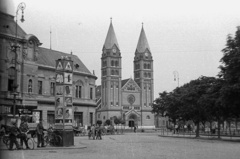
[136, 23, 151, 54]
[101, 19, 122, 118]
[134, 23, 154, 112]
[103, 18, 119, 50]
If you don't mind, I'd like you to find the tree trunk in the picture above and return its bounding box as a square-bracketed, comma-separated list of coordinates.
[217, 119, 221, 139]
[195, 122, 200, 138]
[228, 120, 232, 136]
[235, 119, 238, 133]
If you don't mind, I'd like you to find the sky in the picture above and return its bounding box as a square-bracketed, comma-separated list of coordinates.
[3, 0, 240, 98]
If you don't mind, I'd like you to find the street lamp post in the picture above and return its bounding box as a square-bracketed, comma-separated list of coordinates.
[173, 71, 179, 87]
[11, 2, 26, 118]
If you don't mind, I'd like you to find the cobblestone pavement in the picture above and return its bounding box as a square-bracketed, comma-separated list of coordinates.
[1, 132, 240, 159]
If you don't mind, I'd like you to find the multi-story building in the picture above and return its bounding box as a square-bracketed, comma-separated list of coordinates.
[0, 11, 97, 128]
[96, 21, 155, 129]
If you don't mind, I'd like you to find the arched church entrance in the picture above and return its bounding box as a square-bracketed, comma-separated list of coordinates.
[128, 113, 137, 127]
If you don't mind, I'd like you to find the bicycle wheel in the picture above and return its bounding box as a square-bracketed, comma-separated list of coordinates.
[32, 133, 38, 143]
[44, 136, 49, 146]
[27, 138, 34, 150]
[54, 135, 62, 146]
[3, 136, 8, 144]
[5, 138, 10, 149]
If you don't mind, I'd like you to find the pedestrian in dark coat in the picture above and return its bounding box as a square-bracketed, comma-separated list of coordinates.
[9, 121, 21, 150]
[19, 119, 30, 149]
[36, 120, 45, 147]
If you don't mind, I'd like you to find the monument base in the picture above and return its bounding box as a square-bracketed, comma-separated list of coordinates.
[55, 130, 74, 146]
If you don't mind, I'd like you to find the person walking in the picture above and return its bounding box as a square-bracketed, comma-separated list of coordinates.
[91, 124, 96, 140]
[8, 120, 21, 150]
[36, 120, 45, 147]
[19, 118, 30, 149]
[134, 126, 136, 133]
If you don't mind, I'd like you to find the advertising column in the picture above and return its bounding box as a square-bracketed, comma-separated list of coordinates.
[55, 56, 74, 146]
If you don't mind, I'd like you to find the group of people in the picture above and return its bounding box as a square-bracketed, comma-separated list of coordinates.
[88, 124, 103, 140]
[0, 116, 46, 150]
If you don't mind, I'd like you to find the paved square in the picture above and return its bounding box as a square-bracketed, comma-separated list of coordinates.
[1, 133, 239, 159]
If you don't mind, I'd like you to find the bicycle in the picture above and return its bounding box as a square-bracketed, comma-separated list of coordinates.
[5, 131, 34, 150]
[44, 130, 62, 146]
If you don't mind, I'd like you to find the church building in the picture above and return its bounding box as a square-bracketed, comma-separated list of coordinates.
[96, 21, 155, 129]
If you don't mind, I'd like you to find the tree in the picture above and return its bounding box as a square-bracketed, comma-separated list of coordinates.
[176, 76, 217, 137]
[152, 91, 168, 116]
[219, 27, 240, 118]
[96, 120, 102, 126]
[105, 119, 111, 126]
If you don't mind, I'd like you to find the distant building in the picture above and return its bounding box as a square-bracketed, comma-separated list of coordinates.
[0, 11, 97, 128]
[96, 21, 155, 129]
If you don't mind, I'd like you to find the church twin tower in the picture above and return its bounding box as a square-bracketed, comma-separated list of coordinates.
[97, 20, 154, 128]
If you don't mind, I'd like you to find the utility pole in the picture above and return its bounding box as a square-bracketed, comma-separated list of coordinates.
[11, 2, 26, 118]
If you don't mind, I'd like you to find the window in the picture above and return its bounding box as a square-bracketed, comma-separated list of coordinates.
[8, 67, 15, 92]
[90, 87, 93, 99]
[47, 111, 55, 125]
[38, 81, 42, 94]
[115, 61, 118, 66]
[75, 85, 82, 98]
[74, 112, 83, 127]
[90, 112, 93, 126]
[111, 102, 113, 106]
[28, 79, 33, 93]
[111, 60, 114, 66]
[50, 82, 55, 95]
[115, 70, 118, 75]
[146, 115, 150, 119]
[98, 114, 100, 119]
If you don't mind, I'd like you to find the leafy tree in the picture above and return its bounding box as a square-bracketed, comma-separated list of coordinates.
[219, 27, 240, 118]
[96, 120, 102, 126]
[177, 76, 217, 137]
[152, 91, 168, 116]
[105, 119, 111, 126]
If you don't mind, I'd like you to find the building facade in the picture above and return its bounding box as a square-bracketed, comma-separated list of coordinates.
[96, 21, 155, 129]
[0, 11, 97, 128]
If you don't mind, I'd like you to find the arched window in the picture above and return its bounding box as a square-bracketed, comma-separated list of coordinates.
[146, 115, 150, 119]
[115, 61, 118, 67]
[148, 64, 151, 69]
[148, 73, 151, 78]
[28, 79, 33, 93]
[144, 72, 147, 77]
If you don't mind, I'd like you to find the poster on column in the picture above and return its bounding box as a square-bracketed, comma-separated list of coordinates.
[56, 72, 64, 84]
[65, 85, 72, 97]
[56, 96, 64, 107]
[55, 107, 63, 119]
[64, 72, 72, 84]
[65, 97, 72, 105]
[64, 108, 73, 128]
[64, 61, 73, 71]
[56, 85, 64, 96]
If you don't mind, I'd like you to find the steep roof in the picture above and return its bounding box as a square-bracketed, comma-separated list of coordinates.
[103, 21, 119, 50]
[136, 25, 151, 53]
[0, 11, 26, 39]
[121, 78, 130, 88]
[37, 47, 92, 75]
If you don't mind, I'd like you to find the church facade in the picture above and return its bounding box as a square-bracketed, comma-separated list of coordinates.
[96, 21, 155, 128]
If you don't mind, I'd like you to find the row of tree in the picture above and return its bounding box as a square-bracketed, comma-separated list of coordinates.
[152, 26, 240, 138]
